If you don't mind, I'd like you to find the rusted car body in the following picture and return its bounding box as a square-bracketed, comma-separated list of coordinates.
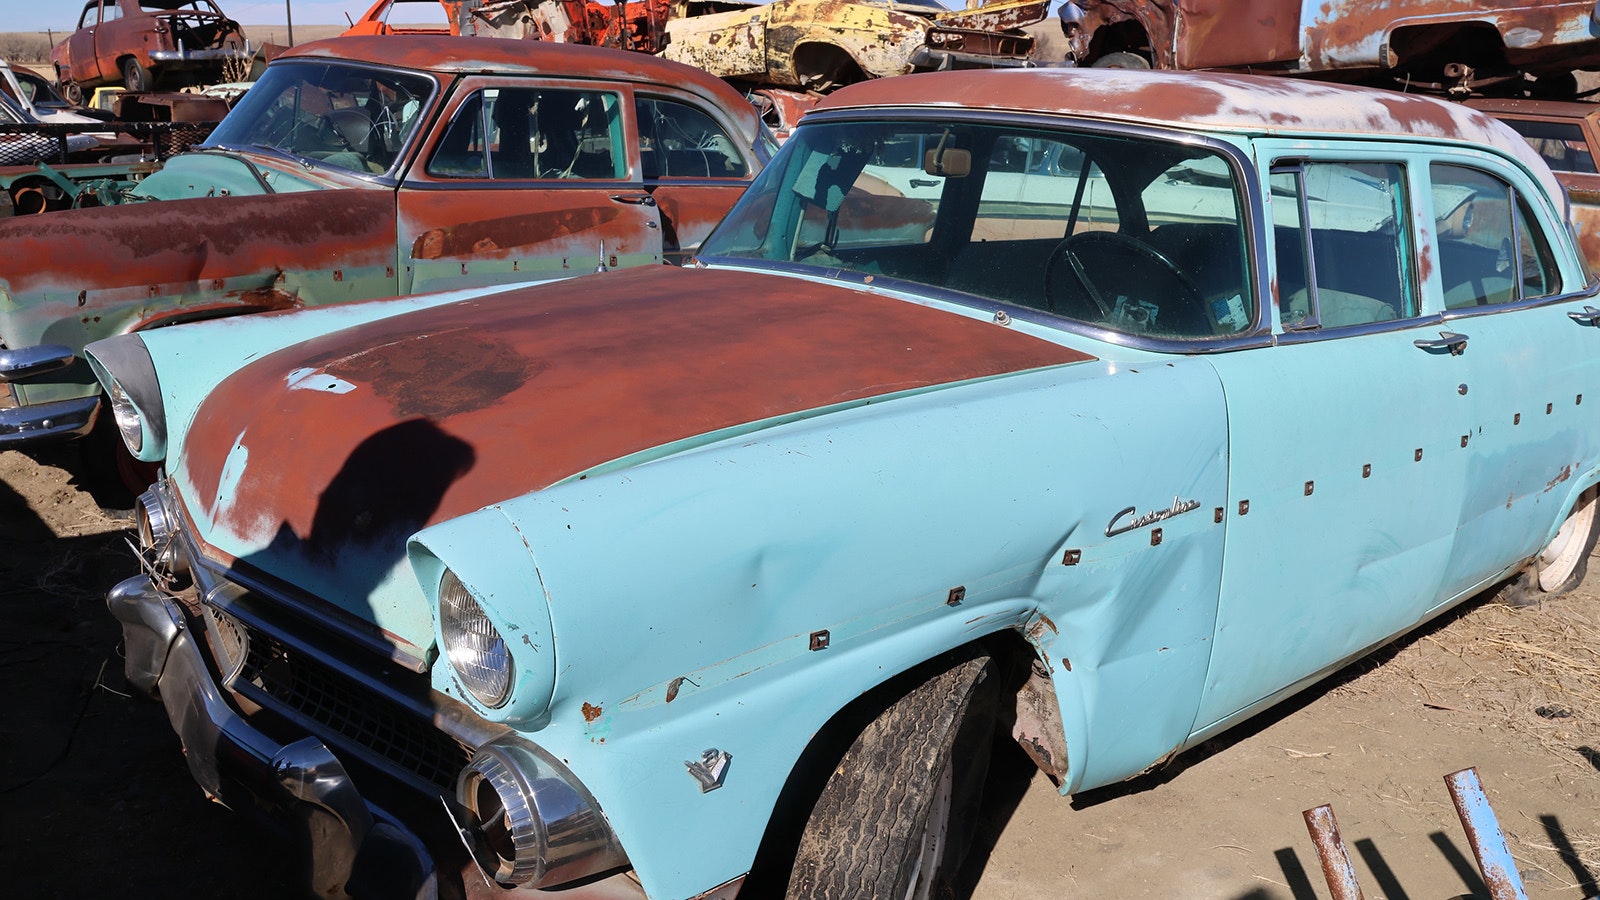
[51, 0, 251, 100]
[662, 0, 1048, 91]
[1468, 98, 1600, 271]
[1057, 0, 1600, 95]
[472, 0, 675, 52]
[342, 0, 473, 36]
[0, 35, 767, 450]
[747, 86, 817, 140]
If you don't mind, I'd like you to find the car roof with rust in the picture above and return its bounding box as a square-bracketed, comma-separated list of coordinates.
[280, 35, 758, 135]
[815, 68, 1562, 199]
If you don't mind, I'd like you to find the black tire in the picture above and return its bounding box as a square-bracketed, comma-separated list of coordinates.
[1496, 486, 1599, 607]
[784, 651, 999, 900]
[122, 57, 153, 93]
[1091, 50, 1152, 69]
[58, 72, 83, 107]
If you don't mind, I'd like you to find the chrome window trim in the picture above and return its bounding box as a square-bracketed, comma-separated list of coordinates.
[1274, 312, 1448, 346]
[1440, 281, 1600, 322]
[708, 107, 1273, 356]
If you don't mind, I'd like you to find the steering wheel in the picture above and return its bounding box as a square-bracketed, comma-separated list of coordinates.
[1044, 231, 1207, 333]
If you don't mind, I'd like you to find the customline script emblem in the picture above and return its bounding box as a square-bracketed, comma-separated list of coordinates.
[1106, 496, 1201, 537]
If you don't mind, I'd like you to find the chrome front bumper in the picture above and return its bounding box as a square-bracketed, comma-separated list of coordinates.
[0, 394, 99, 445]
[107, 575, 440, 899]
[0, 344, 98, 446]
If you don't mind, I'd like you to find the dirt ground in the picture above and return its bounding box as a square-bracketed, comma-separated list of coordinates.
[2, 446, 1598, 899]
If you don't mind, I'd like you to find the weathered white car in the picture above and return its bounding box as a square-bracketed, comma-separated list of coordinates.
[89, 68, 1600, 899]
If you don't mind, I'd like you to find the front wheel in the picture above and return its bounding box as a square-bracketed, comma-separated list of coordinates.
[784, 651, 999, 899]
[1498, 486, 1599, 606]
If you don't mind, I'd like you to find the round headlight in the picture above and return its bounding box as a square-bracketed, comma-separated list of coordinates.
[107, 378, 143, 455]
[439, 570, 513, 708]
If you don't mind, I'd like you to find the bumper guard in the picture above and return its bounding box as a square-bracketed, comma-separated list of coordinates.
[107, 576, 439, 899]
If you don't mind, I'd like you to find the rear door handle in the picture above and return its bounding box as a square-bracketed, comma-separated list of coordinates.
[609, 194, 656, 207]
[1568, 305, 1600, 326]
[909, 178, 939, 188]
[1414, 331, 1469, 355]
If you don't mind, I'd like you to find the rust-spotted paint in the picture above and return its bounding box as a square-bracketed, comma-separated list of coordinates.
[179, 265, 1094, 560]
[816, 68, 1564, 205]
[1068, 0, 1600, 79]
[0, 191, 397, 347]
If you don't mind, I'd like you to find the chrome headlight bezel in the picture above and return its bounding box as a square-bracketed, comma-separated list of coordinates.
[456, 738, 627, 889]
[84, 334, 167, 462]
[439, 569, 514, 708]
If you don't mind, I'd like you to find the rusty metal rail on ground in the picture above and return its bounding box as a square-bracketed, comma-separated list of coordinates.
[1304, 767, 1597, 900]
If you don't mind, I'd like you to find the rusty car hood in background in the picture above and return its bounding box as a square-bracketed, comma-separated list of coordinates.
[172, 265, 1091, 623]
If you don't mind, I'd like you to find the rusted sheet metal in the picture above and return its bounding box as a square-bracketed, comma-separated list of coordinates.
[1069, 0, 1600, 76]
[1302, 805, 1366, 900]
[935, 0, 1049, 33]
[342, 0, 474, 36]
[647, 183, 748, 260]
[817, 68, 1564, 206]
[662, 0, 1037, 89]
[1306, 0, 1600, 72]
[1444, 768, 1531, 900]
[0, 191, 396, 348]
[748, 86, 818, 140]
[178, 265, 1094, 568]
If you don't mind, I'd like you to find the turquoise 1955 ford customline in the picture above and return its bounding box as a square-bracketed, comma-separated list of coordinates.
[86, 68, 1600, 899]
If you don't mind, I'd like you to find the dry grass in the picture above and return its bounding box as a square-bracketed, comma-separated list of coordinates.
[1329, 577, 1600, 885]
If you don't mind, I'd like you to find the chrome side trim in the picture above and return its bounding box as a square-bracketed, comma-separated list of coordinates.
[0, 394, 100, 445]
[0, 343, 76, 381]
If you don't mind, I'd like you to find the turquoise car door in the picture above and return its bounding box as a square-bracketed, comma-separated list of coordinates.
[1194, 156, 1472, 733]
[1424, 159, 1600, 601]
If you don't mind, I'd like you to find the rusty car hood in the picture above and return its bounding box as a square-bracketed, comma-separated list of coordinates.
[174, 265, 1092, 632]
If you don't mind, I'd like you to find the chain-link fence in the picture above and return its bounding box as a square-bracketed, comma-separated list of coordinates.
[0, 121, 220, 166]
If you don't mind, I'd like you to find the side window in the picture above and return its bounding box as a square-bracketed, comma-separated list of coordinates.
[80, 1, 100, 26]
[1272, 161, 1414, 329]
[1496, 118, 1597, 175]
[427, 87, 623, 180]
[102, 1, 120, 22]
[1431, 164, 1561, 309]
[635, 97, 748, 179]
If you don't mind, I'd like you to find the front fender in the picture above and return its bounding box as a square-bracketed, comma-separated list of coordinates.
[411, 353, 1229, 897]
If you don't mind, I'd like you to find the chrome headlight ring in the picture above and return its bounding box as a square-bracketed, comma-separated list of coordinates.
[457, 739, 627, 888]
[439, 569, 513, 708]
[135, 483, 189, 579]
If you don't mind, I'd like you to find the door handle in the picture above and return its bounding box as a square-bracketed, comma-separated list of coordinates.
[609, 194, 656, 207]
[1413, 331, 1469, 355]
[1568, 305, 1600, 326]
[909, 178, 940, 188]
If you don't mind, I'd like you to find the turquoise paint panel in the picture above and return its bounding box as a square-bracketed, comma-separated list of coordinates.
[1197, 322, 1473, 730]
[413, 354, 1228, 896]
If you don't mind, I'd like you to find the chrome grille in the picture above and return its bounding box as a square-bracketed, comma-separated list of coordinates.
[203, 604, 248, 682]
[229, 619, 473, 791]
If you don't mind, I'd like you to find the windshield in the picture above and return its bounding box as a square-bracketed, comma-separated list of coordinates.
[204, 61, 435, 177]
[699, 118, 1254, 340]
